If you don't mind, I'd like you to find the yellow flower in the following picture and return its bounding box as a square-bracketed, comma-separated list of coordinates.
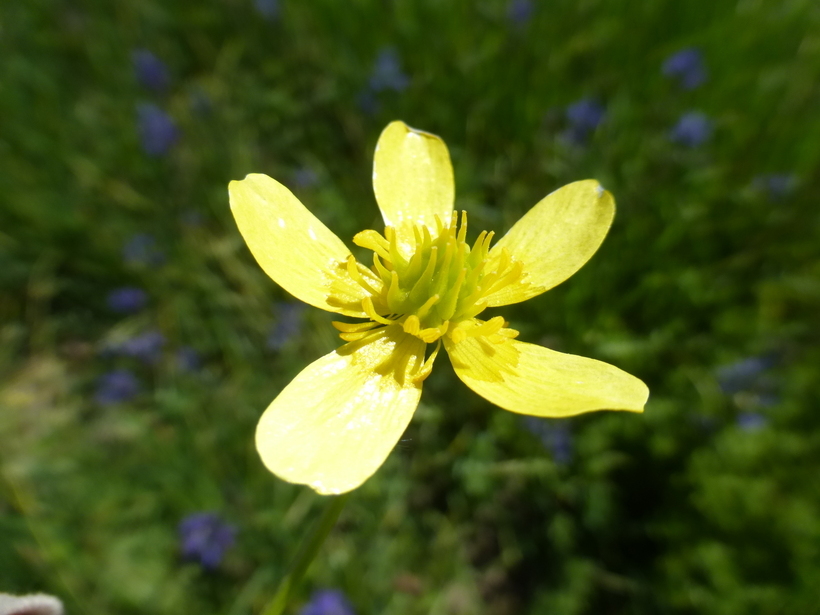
[229, 121, 648, 495]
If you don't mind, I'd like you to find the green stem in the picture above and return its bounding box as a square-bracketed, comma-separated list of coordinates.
[260, 492, 351, 615]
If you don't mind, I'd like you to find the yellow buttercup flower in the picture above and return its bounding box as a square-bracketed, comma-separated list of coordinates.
[229, 121, 648, 495]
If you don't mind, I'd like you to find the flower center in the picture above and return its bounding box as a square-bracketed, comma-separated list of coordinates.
[336, 211, 524, 344]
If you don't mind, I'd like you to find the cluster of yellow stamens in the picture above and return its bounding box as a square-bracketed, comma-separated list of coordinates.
[332, 211, 524, 348]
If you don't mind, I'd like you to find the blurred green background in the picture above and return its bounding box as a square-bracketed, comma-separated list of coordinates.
[2, 0, 819, 613]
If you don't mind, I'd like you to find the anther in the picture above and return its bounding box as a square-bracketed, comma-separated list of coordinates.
[361, 296, 394, 326]
[403, 315, 421, 336]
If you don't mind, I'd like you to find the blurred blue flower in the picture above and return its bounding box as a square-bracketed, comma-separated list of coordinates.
[123, 233, 165, 267]
[662, 47, 707, 90]
[752, 173, 796, 200]
[716, 354, 777, 395]
[368, 48, 410, 93]
[95, 369, 140, 405]
[131, 49, 170, 93]
[267, 302, 306, 350]
[507, 0, 534, 25]
[107, 287, 147, 313]
[137, 103, 179, 157]
[298, 590, 356, 615]
[254, 0, 280, 20]
[563, 98, 605, 144]
[118, 330, 165, 364]
[669, 112, 712, 147]
[737, 412, 768, 431]
[179, 512, 236, 569]
[522, 417, 572, 464]
[293, 166, 319, 189]
[177, 346, 201, 371]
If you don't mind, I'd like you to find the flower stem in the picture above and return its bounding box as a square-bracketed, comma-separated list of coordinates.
[260, 492, 351, 615]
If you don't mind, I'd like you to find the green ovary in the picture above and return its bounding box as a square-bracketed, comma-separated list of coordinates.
[344, 211, 524, 344]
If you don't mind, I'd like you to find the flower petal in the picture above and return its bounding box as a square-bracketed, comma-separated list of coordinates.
[255, 326, 427, 494]
[444, 333, 648, 417]
[484, 180, 615, 306]
[229, 173, 368, 317]
[372, 121, 455, 249]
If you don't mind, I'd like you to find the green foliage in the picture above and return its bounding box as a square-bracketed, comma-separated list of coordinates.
[1, 0, 819, 613]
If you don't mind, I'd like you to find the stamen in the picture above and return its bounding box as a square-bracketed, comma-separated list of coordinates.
[419, 320, 449, 343]
[353, 230, 391, 261]
[403, 315, 421, 336]
[332, 320, 380, 333]
[339, 330, 378, 342]
[460, 298, 488, 320]
[467, 316, 506, 338]
[482, 260, 524, 297]
[347, 255, 380, 295]
[361, 296, 394, 326]
[412, 340, 442, 384]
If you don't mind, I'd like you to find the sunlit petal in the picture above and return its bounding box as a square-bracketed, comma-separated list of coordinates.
[255, 326, 427, 494]
[372, 121, 455, 250]
[484, 180, 615, 306]
[444, 332, 648, 417]
[229, 173, 368, 317]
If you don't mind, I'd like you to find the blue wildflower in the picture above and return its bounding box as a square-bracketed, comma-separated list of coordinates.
[254, 0, 280, 21]
[563, 98, 605, 144]
[507, 0, 534, 25]
[752, 173, 796, 200]
[522, 417, 572, 464]
[132, 49, 170, 93]
[662, 48, 707, 90]
[267, 302, 306, 351]
[298, 590, 356, 615]
[669, 112, 712, 147]
[95, 369, 140, 405]
[123, 233, 165, 267]
[737, 412, 768, 431]
[716, 354, 777, 395]
[176, 346, 201, 371]
[107, 287, 147, 313]
[293, 166, 319, 189]
[137, 103, 179, 157]
[119, 330, 165, 364]
[368, 48, 410, 93]
[178, 512, 236, 570]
